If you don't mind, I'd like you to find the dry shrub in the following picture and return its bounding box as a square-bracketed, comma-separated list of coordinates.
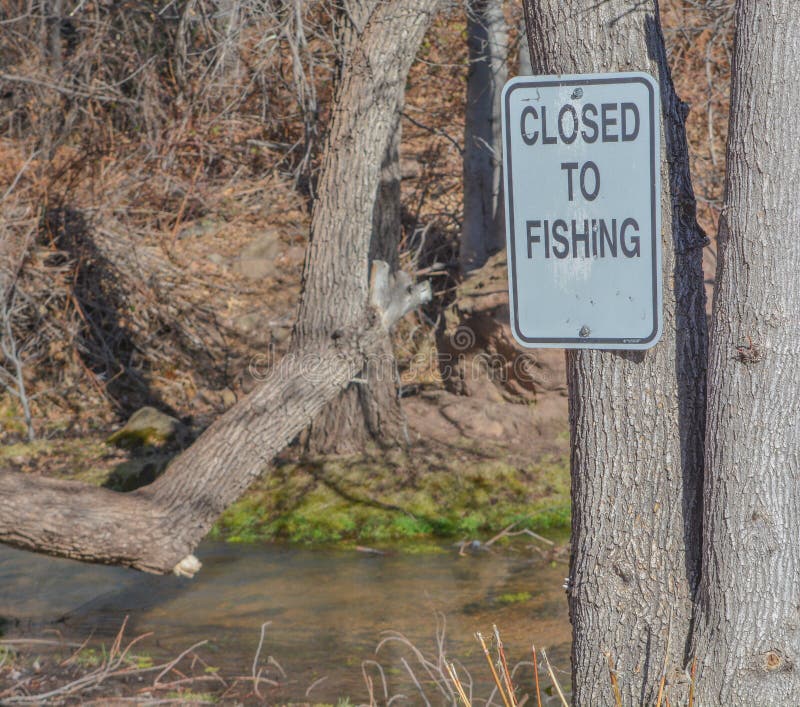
[662, 0, 734, 247]
[0, 0, 339, 437]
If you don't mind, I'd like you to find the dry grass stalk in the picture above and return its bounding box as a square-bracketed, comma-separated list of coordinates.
[493, 624, 517, 706]
[250, 620, 273, 699]
[446, 661, 472, 706]
[476, 631, 512, 707]
[542, 649, 568, 707]
[688, 656, 697, 707]
[656, 670, 668, 706]
[531, 642, 542, 707]
[0, 617, 210, 705]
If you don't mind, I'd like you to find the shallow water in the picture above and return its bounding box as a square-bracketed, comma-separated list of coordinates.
[0, 541, 570, 702]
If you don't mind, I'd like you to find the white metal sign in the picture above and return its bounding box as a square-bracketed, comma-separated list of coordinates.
[501, 72, 662, 349]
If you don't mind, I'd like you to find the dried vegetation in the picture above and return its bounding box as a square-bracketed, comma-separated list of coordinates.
[0, 0, 732, 443]
[1, 616, 571, 705]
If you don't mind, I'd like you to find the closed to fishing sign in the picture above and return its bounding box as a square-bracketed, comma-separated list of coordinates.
[501, 72, 662, 350]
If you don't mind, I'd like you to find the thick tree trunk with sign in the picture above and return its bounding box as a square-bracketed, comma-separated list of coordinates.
[461, 0, 508, 273]
[692, 1, 800, 702]
[522, 2, 707, 704]
[293, 0, 439, 455]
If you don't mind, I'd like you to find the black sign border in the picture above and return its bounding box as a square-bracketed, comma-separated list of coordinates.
[504, 75, 660, 347]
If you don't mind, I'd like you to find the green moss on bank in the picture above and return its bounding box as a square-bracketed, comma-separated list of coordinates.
[0, 438, 122, 485]
[210, 449, 570, 545]
[2, 433, 570, 547]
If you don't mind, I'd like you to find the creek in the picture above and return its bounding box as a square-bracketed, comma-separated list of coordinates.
[0, 540, 570, 702]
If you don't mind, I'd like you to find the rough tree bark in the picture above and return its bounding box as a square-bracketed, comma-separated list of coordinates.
[460, 0, 507, 273]
[692, 1, 800, 702]
[517, 12, 532, 76]
[293, 0, 440, 454]
[0, 264, 430, 576]
[522, 1, 708, 703]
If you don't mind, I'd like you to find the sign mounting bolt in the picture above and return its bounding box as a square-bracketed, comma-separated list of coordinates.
[579, 325, 591, 337]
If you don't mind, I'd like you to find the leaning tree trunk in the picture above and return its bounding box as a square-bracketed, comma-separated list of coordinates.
[522, 1, 708, 703]
[0, 265, 430, 575]
[692, 1, 800, 702]
[293, 0, 439, 455]
[460, 0, 507, 273]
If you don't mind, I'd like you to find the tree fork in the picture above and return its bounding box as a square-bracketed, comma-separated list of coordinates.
[521, 1, 707, 703]
[293, 0, 441, 455]
[305, 109, 407, 455]
[0, 264, 430, 576]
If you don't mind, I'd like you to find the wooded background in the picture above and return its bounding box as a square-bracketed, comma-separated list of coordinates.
[0, 0, 730, 445]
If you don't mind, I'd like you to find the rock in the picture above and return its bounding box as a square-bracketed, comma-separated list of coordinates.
[236, 312, 268, 334]
[195, 388, 220, 407]
[220, 388, 236, 408]
[194, 387, 237, 409]
[400, 157, 422, 179]
[232, 231, 282, 280]
[237, 368, 260, 395]
[286, 244, 306, 264]
[441, 401, 505, 439]
[439, 250, 568, 401]
[271, 325, 291, 343]
[106, 407, 183, 449]
[178, 218, 222, 239]
[457, 250, 510, 315]
[234, 258, 277, 280]
[104, 454, 173, 491]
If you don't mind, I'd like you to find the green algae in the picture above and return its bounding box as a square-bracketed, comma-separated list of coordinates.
[496, 591, 533, 605]
[211, 450, 570, 545]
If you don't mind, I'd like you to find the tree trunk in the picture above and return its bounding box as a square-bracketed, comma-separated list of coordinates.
[0, 266, 430, 575]
[517, 12, 532, 76]
[293, 0, 439, 455]
[522, 2, 707, 703]
[460, 0, 507, 273]
[692, 1, 800, 702]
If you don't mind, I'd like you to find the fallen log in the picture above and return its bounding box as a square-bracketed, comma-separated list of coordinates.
[0, 263, 430, 576]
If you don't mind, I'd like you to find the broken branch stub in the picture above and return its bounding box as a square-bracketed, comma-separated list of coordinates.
[370, 260, 432, 329]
